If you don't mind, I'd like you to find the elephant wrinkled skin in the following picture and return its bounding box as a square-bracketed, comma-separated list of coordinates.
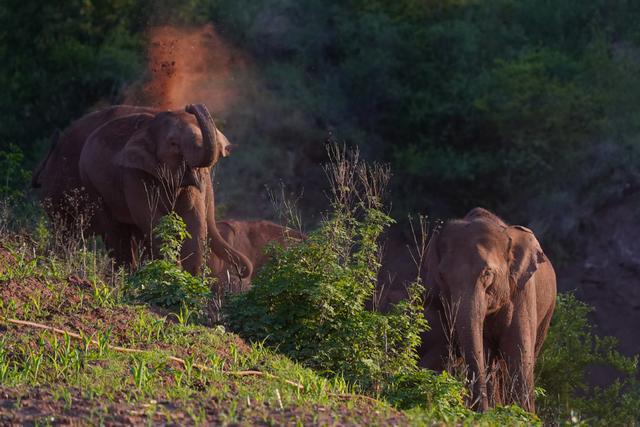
[32, 104, 252, 278]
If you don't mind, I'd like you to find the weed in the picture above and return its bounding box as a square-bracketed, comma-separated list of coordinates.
[131, 356, 150, 392]
[127, 212, 211, 315]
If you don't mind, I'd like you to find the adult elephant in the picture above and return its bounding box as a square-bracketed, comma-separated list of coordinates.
[33, 104, 252, 278]
[211, 219, 305, 291]
[33, 105, 156, 214]
[421, 207, 556, 413]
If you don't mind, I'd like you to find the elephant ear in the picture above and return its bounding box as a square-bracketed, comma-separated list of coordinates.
[115, 114, 158, 177]
[507, 225, 546, 291]
[114, 128, 159, 177]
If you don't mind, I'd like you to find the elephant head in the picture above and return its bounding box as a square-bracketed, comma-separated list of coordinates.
[422, 211, 546, 411]
[115, 103, 230, 188]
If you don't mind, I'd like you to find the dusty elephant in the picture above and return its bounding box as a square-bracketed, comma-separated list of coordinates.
[32, 104, 252, 277]
[211, 219, 306, 291]
[419, 207, 556, 413]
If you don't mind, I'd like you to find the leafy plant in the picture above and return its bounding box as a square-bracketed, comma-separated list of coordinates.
[0, 145, 29, 199]
[385, 370, 469, 420]
[127, 212, 211, 314]
[536, 293, 640, 425]
[226, 147, 427, 393]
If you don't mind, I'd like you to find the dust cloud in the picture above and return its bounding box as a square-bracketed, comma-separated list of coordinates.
[125, 24, 247, 113]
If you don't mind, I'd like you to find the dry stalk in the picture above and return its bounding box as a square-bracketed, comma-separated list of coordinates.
[156, 163, 185, 213]
[266, 182, 304, 237]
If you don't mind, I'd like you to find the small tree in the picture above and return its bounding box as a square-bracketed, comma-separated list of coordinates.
[127, 212, 211, 315]
[226, 145, 427, 392]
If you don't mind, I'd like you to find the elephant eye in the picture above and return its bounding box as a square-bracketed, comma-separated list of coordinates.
[481, 269, 495, 287]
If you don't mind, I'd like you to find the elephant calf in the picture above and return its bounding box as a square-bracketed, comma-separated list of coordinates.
[420, 207, 556, 413]
[210, 219, 306, 292]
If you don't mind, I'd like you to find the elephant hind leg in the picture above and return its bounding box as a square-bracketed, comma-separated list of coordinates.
[534, 307, 554, 359]
[94, 211, 136, 269]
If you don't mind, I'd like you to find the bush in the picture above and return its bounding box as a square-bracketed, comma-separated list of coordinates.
[226, 147, 427, 393]
[536, 293, 640, 425]
[127, 212, 211, 314]
[386, 370, 468, 420]
[391, 370, 541, 425]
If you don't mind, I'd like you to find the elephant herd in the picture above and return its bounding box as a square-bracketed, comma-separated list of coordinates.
[32, 104, 556, 413]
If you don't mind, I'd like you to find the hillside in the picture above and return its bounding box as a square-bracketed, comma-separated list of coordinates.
[0, 246, 406, 425]
[2, 1, 640, 424]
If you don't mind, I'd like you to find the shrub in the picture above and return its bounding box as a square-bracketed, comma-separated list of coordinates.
[391, 370, 542, 425]
[127, 212, 211, 314]
[536, 293, 640, 425]
[226, 147, 427, 393]
[386, 370, 468, 420]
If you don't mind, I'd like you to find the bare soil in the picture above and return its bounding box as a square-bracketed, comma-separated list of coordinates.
[0, 386, 406, 426]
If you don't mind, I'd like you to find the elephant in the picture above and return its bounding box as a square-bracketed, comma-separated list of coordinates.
[33, 105, 157, 217]
[32, 104, 252, 278]
[419, 207, 556, 413]
[211, 219, 306, 292]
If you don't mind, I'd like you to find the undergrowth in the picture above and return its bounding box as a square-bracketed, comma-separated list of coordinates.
[126, 212, 212, 316]
[1, 144, 638, 425]
[226, 148, 425, 391]
[0, 241, 401, 425]
[536, 293, 640, 425]
[225, 147, 540, 424]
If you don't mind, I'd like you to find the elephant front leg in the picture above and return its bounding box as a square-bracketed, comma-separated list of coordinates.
[499, 310, 537, 412]
[124, 171, 169, 261]
[174, 187, 207, 275]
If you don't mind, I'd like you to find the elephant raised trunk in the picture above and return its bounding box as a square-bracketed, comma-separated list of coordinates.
[185, 103, 218, 168]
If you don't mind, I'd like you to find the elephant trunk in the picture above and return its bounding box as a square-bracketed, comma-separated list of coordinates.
[203, 184, 253, 280]
[455, 293, 489, 412]
[209, 221, 254, 280]
[184, 104, 218, 168]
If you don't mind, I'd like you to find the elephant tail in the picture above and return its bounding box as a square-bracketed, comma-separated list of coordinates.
[31, 129, 61, 188]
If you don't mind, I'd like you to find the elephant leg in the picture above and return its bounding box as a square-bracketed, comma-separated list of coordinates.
[418, 306, 449, 371]
[174, 187, 206, 275]
[123, 171, 167, 260]
[534, 306, 554, 359]
[94, 211, 134, 267]
[486, 351, 507, 408]
[499, 311, 537, 412]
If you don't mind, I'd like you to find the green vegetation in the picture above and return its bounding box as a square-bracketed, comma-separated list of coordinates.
[1, 150, 638, 423]
[536, 293, 640, 425]
[3, 0, 640, 424]
[227, 150, 428, 392]
[0, 232, 404, 425]
[127, 212, 212, 314]
[3, 1, 640, 244]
